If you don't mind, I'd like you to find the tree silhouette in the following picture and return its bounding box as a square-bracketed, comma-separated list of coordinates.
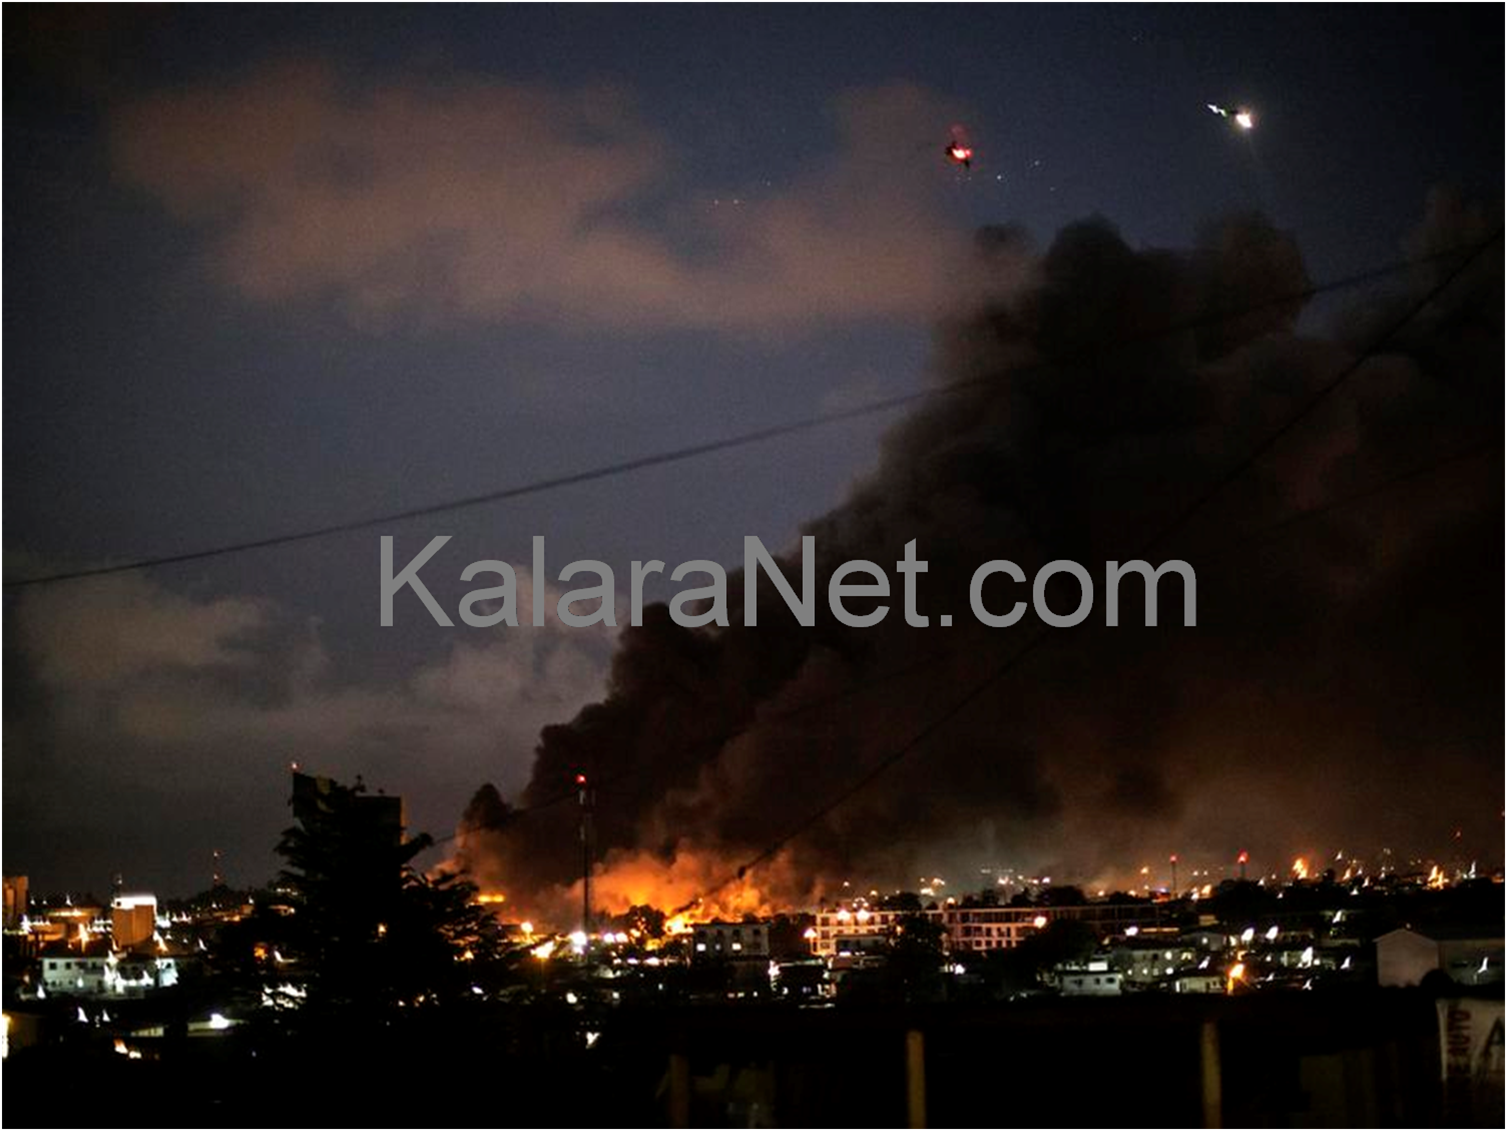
[887, 912, 948, 1001]
[227, 773, 503, 1027]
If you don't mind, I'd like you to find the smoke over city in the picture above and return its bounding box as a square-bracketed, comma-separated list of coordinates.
[451, 194, 1503, 921]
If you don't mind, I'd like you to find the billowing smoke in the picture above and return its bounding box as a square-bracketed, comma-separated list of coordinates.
[457, 193, 1502, 920]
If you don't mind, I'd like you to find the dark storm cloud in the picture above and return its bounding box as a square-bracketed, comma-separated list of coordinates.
[463, 200, 1501, 913]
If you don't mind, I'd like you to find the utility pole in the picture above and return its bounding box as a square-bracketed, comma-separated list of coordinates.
[1237, 850, 1248, 882]
[1170, 854, 1179, 897]
[577, 772, 593, 946]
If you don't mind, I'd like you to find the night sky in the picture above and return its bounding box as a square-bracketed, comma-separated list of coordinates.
[4, 6, 1502, 903]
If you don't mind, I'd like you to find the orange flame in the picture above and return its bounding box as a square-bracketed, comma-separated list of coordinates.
[562, 844, 807, 930]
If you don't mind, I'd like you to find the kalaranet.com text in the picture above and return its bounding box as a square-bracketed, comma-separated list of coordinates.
[380, 536, 1196, 630]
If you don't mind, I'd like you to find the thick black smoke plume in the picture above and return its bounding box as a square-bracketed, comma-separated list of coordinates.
[458, 195, 1502, 915]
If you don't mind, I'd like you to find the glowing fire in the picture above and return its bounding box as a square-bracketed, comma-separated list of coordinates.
[1426, 865, 1446, 890]
[561, 844, 801, 931]
[1290, 857, 1309, 881]
[1226, 962, 1246, 995]
[947, 144, 973, 164]
[474, 893, 507, 906]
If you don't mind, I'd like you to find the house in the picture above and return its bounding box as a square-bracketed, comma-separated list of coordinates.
[1375, 925, 1504, 987]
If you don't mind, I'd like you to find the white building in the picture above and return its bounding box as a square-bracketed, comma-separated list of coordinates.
[41, 948, 179, 997]
[42, 953, 109, 995]
[1057, 960, 1123, 996]
[809, 906, 903, 957]
[1173, 971, 1225, 994]
[1376, 926, 1504, 987]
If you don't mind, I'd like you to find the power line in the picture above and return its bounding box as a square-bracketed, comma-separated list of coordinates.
[5, 237, 1495, 590]
[674, 232, 1499, 912]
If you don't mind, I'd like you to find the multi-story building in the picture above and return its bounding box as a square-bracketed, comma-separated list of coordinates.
[3, 876, 28, 929]
[809, 906, 906, 957]
[39, 943, 180, 997]
[111, 895, 157, 950]
[809, 901, 1164, 957]
[41, 950, 110, 995]
[935, 906, 1049, 953]
[691, 921, 770, 960]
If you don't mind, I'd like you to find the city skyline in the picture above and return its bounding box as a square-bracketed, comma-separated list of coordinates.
[4, 6, 1502, 906]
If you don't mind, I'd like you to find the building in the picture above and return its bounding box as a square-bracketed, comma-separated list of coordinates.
[39, 945, 180, 997]
[3, 876, 28, 929]
[692, 921, 770, 960]
[809, 901, 1163, 957]
[809, 906, 906, 957]
[112, 895, 157, 950]
[935, 906, 1049, 953]
[1172, 970, 1226, 994]
[1057, 960, 1123, 996]
[1376, 926, 1504, 988]
[41, 950, 110, 995]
